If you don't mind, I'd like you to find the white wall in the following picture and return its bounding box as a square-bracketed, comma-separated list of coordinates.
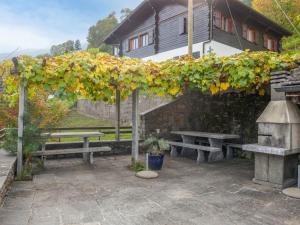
[204, 41, 242, 56]
[143, 40, 242, 62]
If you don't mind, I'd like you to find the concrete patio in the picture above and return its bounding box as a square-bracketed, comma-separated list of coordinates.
[0, 156, 299, 225]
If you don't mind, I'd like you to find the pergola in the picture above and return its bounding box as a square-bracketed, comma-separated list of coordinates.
[10, 58, 142, 176]
[1, 49, 297, 177]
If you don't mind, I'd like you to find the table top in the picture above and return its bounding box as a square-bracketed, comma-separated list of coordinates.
[171, 131, 240, 140]
[42, 132, 104, 139]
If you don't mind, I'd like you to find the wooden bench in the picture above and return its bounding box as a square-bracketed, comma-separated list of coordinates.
[168, 141, 221, 163]
[33, 146, 112, 165]
[223, 143, 243, 160]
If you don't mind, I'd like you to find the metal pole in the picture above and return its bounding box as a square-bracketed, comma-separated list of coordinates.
[298, 165, 300, 188]
[115, 90, 121, 141]
[188, 0, 194, 56]
[17, 80, 25, 177]
[146, 153, 149, 171]
[131, 89, 139, 164]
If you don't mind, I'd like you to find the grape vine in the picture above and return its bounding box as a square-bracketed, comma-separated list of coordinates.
[0, 49, 299, 105]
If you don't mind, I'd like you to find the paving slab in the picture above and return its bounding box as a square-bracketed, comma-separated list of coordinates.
[0, 156, 299, 225]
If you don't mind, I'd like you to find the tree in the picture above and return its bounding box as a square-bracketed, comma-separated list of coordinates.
[50, 40, 75, 56]
[120, 8, 132, 21]
[87, 12, 118, 52]
[74, 40, 82, 51]
[252, 0, 300, 52]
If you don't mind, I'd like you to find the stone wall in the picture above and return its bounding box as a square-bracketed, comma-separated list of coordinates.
[0, 150, 16, 206]
[77, 95, 171, 125]
[140, 91, 270, 144]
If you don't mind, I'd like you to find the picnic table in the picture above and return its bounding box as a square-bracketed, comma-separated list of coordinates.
[171, 131, 240, 162]
[34, 132, 111, 164]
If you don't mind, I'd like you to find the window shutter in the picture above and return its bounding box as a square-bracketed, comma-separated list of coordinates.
[138, 35, 142, 48]
[228, 18, 233, 33]
[148, 29, 154, 44]
[214, 10, 221, 28]
[178, 17, 184, 34]
[242, 24, 248, 39]
[274, 40, 278, 52]
[255, 30, 260, 44]
[179, 17, 185, 34]
[263, 34, 268, 48]
[125, 39, 129, 52]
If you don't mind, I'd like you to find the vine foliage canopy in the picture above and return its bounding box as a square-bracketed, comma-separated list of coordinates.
[0, 49, 299, 106]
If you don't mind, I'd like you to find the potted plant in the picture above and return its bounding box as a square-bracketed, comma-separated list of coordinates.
[144, 136, 169, 171]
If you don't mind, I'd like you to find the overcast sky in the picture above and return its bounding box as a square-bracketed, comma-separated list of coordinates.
[0, 0, 142, 54]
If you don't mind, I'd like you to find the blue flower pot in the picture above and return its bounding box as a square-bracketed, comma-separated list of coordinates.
[148, 154, 165, 171]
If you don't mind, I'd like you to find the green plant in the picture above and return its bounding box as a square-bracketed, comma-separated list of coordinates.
[144, 136, 169, 155]
[1, 51, 299, 108]
[16, 162, 32, 181]
[128, 162, 145, 172]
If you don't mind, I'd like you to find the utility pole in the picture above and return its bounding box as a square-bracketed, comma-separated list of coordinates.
[188, 0, 194, 56]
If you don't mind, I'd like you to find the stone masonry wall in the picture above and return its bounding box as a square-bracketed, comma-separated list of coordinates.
[0, 150, 16, 206]
[77, 95, 171, 125]
[140, 91, 270, 144]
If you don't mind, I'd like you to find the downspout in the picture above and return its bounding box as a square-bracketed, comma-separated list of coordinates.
[147, 0, 159, 54]
[202, 0, 214, 55]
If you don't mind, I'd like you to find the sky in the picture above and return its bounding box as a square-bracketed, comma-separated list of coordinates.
[0, 0, 142, 54]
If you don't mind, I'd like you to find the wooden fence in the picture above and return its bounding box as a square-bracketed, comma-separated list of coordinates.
[47, 126, 132, 142]
[0, 126, 132, 143]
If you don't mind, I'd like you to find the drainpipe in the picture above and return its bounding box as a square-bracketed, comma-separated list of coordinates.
[203, 0, 214, 55]
[148, 0, 159, 54]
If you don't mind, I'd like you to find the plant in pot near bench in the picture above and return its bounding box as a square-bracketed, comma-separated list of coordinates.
[144, 136, 169, 171]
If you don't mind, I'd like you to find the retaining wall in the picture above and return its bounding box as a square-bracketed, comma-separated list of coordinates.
[0, 150, 16, 206]
[140, 91, 270, 144]
[77, 95, 171, 125]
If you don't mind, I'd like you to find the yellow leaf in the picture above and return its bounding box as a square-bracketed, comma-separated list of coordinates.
[169, 86, 180, 96]
[220, 82, 230, 91]
[259, 89, 265, 96]
[210, 84, 219, 95]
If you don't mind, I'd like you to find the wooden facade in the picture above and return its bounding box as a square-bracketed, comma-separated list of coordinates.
[105, 0, 292, 59]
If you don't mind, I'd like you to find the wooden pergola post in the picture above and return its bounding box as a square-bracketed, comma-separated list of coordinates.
[11, 58, 26, 177]
[17, 82, 26, 177]
[115, 90, 121, 141]
[131, 89, 139, 164]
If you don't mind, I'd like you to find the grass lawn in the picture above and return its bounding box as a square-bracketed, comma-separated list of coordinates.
[48, 110, 131, 142]
[58, 110, 113, 128]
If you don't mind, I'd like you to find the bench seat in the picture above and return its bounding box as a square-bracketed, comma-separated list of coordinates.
[33, 146, 112, 164]
[223, 143, 243, 159]
[168, 141, 221, 163]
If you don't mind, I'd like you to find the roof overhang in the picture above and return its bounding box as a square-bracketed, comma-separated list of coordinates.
[104, 0, 292, 45]
[104, 0, 187, 45]
[215, 0, 292, 36]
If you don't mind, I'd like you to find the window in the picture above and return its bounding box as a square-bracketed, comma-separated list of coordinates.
[242, 24, 259, 44]
[113, 46, 120, 56]
[264, 34, 278, 51]
[179, 17, 187, 35]
[214, 10, 233, 33]
[141, 33, 149, 47]
[129, 37, 139, 51]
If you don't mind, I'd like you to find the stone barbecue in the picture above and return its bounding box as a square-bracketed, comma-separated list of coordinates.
[243, 69, 300, 189]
